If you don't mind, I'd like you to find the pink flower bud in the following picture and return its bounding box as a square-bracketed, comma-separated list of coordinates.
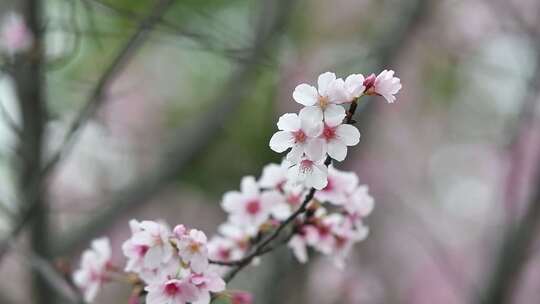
[173, 224, 187, 237]
[231, 291, 254, 304]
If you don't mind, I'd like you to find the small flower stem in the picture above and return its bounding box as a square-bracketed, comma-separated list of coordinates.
[211, 99, 361, 283]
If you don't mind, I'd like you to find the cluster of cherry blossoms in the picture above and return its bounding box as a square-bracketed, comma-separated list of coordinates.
[270, 70, 401, 190]
[209, 160, 376, 268]
[71, 70, 400, 303]
[74, 221, 225, 304]
[0, 13, 33, 56]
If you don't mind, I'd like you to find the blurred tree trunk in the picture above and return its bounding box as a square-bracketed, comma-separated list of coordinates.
[12, 0, 51, 303]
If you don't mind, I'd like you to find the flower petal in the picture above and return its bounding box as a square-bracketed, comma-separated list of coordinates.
[323, 104, 346, 127]
[293, 84, 318, 106]
[336, 124, 360, 146]
[345, 74, 365, 98]
[327, 140, 347, 161]
[276, 113, 301, 131]
[269, 131, 294, 153]
[317, 72, 336, 96]
[306, 163, 328, 190]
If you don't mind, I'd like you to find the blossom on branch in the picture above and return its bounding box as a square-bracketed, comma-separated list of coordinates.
[73, 237, 112, 303]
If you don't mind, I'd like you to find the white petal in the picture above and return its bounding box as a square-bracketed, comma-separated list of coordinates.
[143, 246, 163, 269]
[317, 72, 336, 96]
[304, 138, 325, 161]
[271, 203, 292, 220]
[345, 74, 365, 98]
[327, 140, 347, 161]
[323, 104, 346, 127]
[240, 176, 259, 196]
[293, 84, 319, 106]
[306, 164, 328, 190]
[336, 124, 360, 146]
[221, 191, 243, 212]
[288, 236, 308, 263]
[276, 113, 301, 131]
[299, 105, 323, 123]
[326, 78, 349, 104]
[269, 131, 294, 153]
[286, 145, 304, 163]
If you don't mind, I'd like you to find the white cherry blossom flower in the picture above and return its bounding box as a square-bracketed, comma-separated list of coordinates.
[145, 278, 199, 304]
[293, 72, 349, 122]
[364, 70, 402, 103]
[73, 237, 112, 303]
[287, 154, 328, 190]
[124, 220, 174, 269]
[221, 176, 283, 229]
[269, 112, 324, 163]
[190, 270, 226, 304]
[344, 73, 366, 100]
[318, 106, 360, 161]
[176, 229, 209, 273]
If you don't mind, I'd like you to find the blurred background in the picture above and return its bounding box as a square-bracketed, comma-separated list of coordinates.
[1, 0, 540, 303]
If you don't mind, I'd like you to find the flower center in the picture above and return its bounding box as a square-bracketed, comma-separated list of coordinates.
[318, 95, 329, 109]
[218, 248, 231, 260]
[363, 74, 376, 95]
[245, 200, 261, 215]
[165, 282, 180, 296]
[322, 124, 336, 140]
[293, 130, 307, 143]
[137, 245, 149, 257]
[189, 242, 202, 254]
[300, 159, 314, 174]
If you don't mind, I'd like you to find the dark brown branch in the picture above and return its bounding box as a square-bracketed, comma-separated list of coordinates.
[11, 0, 49, 302]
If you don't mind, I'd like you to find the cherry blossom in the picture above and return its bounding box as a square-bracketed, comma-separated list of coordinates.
[145, 278, 199, 304]
[190, 270, 226, 304]
[221, 176, 283, 230]
[344, 74, 366, 100]
[176, 229, 209, 273]
[318, 106, 360, 161]
[328, 215, 369, 269]
[287, 154, 328, 190]
[293, 72, 349, 122]
[73, 237, 112, 303]
[269, 112, 324, 162]
[364, 70, 402, 103]
[123, 220, 174, 269]
[0, 13, 33, 55]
